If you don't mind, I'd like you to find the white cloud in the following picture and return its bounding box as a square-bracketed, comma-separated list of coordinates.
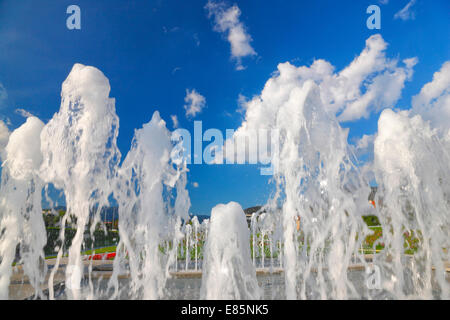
[171, 114, 179, 128]
[354, 61, 450, 182]
[337, 55, 417, 121]
[411, 61, 450, 134]
[184, 89, 206, 118]
[0, 83, 8, 108]
[15, 108, 34, 118]
[394, 0, 417, 21]
[237, 35, 416, 126]
[353, 134, 377, 184]
[333, 36, 417, 121]
[353, 133, 376, 162]
[0, 120, 10, 161]
[237, 93, 248, 114]
[356, 134, 376, 151]
[353, 134, 376, 180]
[205, 0, 257, 70]
[227, 35, 416, 164]
[192, 182, 199, 188]
[193, 33, 200, 47]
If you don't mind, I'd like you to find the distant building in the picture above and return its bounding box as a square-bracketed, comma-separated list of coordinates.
[243, 206, 264, 226]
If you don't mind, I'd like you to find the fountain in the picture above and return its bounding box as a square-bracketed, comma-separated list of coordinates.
[373, 109, 449, 299]
[107, 110, 190, 300]
[258, 80, 370, 299]
[0, 117, 46, 299]
[38, 64, 122, 300]
[0, 60, 448, 300]
[200, 202, 260, 299]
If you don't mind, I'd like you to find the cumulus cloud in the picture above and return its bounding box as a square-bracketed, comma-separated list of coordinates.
[356, 134, 376, 152]
[237, 34, 416, 127]
[353, 134, 377, 185]
[353, 133, 376, 169]
[205, 0, 257, 70]
[171, 114, 179, 128]
[394, 0, 417, 21]
[226, 35, 416, 165]
[184, 89, 206, 118]
[337, 55, 418, 121]
[411, 61, 450, 134]
[332, 36, 417, 121]
[0, 120, 10, 161]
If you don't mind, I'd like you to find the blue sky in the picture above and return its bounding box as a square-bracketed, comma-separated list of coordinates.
[0, 0, 449, 215]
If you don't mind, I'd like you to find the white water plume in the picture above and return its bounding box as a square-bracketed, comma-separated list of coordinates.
[373, 109, 449, 299]
[1, 47, 448, 301]
[262, 81, 369, 299]
[200, 201, 260, 299]
[0, 117, 46, 299]
[108, 111, 191, 299]
[39, 64, 121, 299]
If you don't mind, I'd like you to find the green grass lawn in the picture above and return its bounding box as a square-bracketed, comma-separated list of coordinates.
[39, 215, 425, 263]
[45, 245, 118, 260]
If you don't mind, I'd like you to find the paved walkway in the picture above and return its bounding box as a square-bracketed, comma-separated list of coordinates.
[8, 256, 450, 299]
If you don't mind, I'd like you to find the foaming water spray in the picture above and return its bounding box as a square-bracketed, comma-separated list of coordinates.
[0, 117, 46, 299]
[107, 111, 190, 299]
[200, 202, 260, 299]
[39, 64, 121, 299]
[263, 81, 369, 299]
[1, 60, 448, 300]
[0, 64, 191, 300]
[373, 109, 449, 299]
